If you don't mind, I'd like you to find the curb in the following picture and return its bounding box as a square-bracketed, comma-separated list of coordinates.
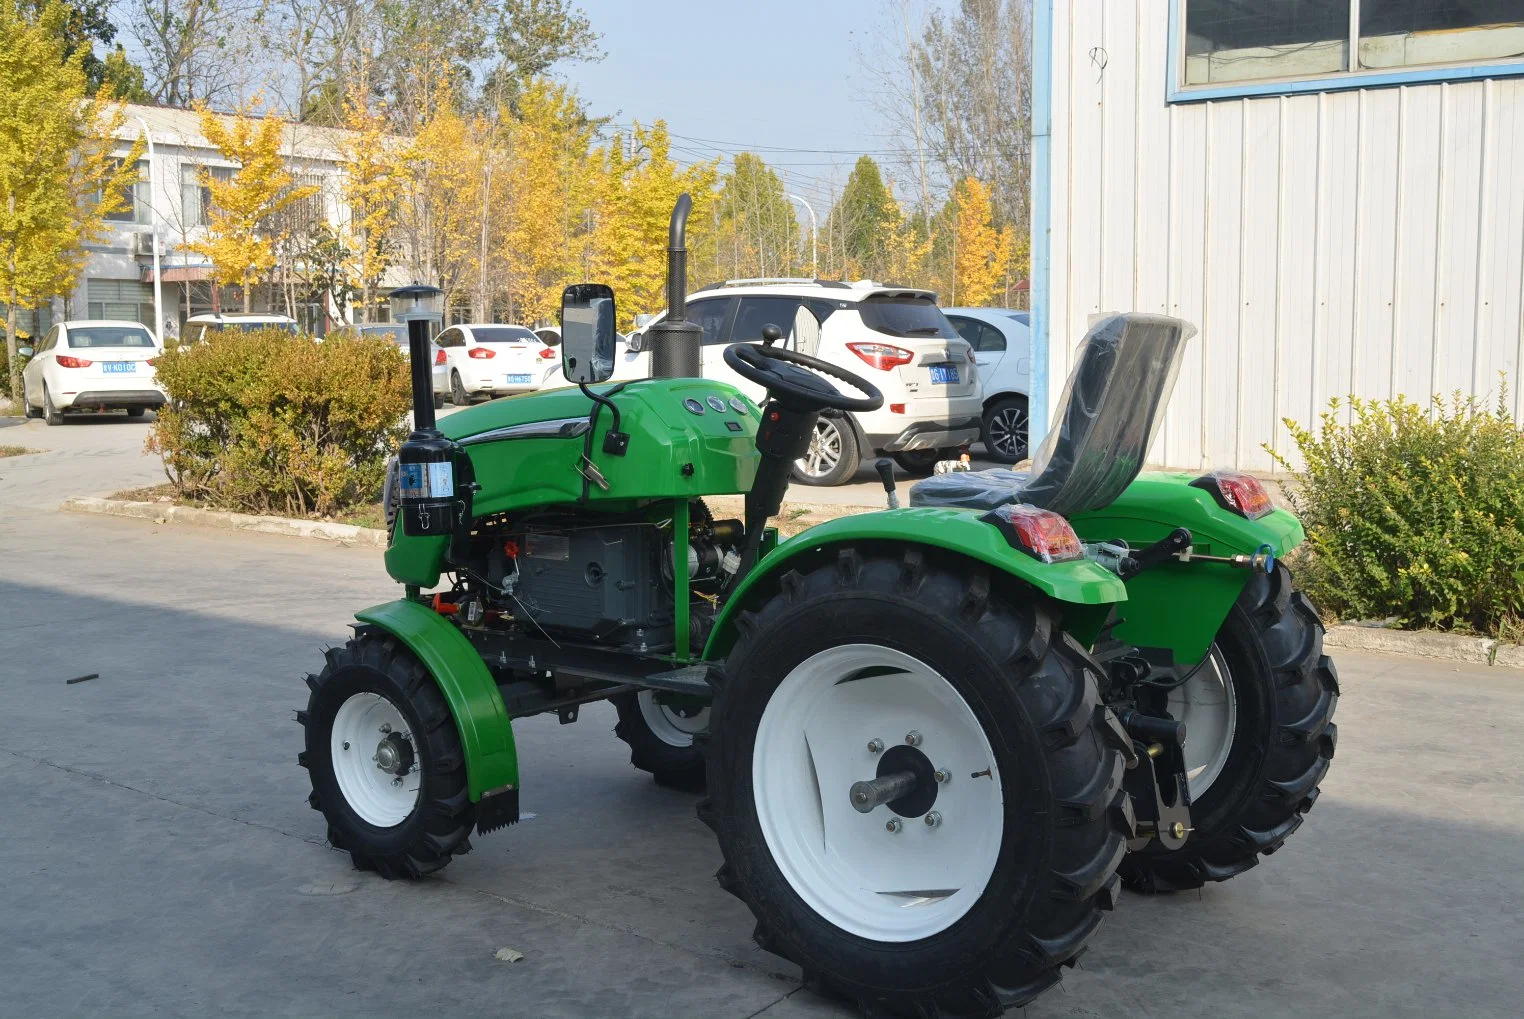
[61, 496, 387, 548]
[1324, 624, 1523, 668]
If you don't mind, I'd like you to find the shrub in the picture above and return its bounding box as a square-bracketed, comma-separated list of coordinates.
[1269, 383, 1524, 637]
[148, 328, 411, 517]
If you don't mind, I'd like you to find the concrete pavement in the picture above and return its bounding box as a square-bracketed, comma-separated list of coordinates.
[4, 411, 1524, 1017]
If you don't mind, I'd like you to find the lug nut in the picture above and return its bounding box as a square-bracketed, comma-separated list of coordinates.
[934, 768, 950, 784]
[885, 818, 902, 834]
[924, 811, 942, 828]
[380, 723, 392, 734]
[904, 730, 922, 747]
[867, 738, 885, 754]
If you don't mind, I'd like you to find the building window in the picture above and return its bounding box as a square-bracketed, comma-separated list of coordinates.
[104, 160, 151, 225]
[180, 165, 234, 228]
[1178, 0, 1524, 92]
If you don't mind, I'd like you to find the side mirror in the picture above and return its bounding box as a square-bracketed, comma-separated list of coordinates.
[625, 331, 644, 353]
[17, 346, 34, 358]
[560, 283, 617, 384]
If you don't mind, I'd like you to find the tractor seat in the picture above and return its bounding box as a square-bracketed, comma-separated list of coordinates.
[911, 313, 1193, 518]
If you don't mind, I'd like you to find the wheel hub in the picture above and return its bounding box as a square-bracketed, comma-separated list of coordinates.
[374, 732, 415, 776]
[852, 743, 939, 818]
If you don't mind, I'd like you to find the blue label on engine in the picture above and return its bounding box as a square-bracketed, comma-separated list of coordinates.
[399, 463, 426, 498]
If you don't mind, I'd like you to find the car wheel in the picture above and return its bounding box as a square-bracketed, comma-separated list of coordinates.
[126, 407, 146, 419]
[981, 395, 1029, 464]
[21, 377, 42, 419]
[432, 391, 445, 410]
[790, 415, 859, 487]
[450, 371, 471, 407]
[42, 384, 63, 426]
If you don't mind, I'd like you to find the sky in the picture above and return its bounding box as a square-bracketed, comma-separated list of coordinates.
[569, 0, 909, 212]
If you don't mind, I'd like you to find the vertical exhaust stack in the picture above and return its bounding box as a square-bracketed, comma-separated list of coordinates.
[648, 193, 703, 379]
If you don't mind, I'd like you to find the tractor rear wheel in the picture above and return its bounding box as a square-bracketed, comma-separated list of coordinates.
[1119, 563, 1338, 892]
[612, 690, 708, 791]
[700, 547, 1131, 1016]
[298, 631, 475, 879]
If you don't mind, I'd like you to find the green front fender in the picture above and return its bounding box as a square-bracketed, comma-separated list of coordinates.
[703, 508, 1128, 659]
[355, 599, 518, 801]
[1068, 474, 1308, 664]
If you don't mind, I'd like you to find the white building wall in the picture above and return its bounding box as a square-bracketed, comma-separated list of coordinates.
[1047, 0, 1524, 471]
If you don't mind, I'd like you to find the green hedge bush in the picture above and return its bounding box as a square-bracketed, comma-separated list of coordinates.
[148, 328, 410, 517]
[1270, 385, 1524, 637]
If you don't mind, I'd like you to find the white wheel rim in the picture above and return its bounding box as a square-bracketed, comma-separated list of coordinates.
[331, 692, 422, 828]
[796, 419, 842, 478]
[752, 644, 1004, 942]
[637, 690, 709, 748]
[1168, 648, 1237, 799]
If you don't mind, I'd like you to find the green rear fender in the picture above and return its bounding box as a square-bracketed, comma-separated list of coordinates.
[703, 508, 1128, 659]
[1067, 474, 1308, 664]
[355, 599, 518, 802]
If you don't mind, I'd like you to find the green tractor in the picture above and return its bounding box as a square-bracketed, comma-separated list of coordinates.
[298, 196, 1337, 1016]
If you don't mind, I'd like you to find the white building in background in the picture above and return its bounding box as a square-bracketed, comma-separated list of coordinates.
[1031, 1, 1524, 471]
[37, 103, 391, 341]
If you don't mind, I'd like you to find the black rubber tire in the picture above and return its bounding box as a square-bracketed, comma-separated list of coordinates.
[698, 546, 1132, 1016]
[298, 630, 476, 879]
[612, 691, 708, 792]
[893, 447, 962, 476]
[432, 390, 445, 410]
[450, 370, 471, 406]
[42, 385, 63, 425]
[790, 415, 859, 487]
[126, 407, 146, 418]
[21, 378, 41, 418]
[981, 395, 1029, 465]
[1119, 563, 1338, 893]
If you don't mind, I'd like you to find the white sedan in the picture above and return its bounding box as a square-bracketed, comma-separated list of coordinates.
[19, 320, 164, 425]
[436, 323, 557, 405]
[942, 307, 1032, 464]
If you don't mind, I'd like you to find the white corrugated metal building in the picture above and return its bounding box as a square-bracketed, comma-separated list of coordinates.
[1031, 1, 1524, 471]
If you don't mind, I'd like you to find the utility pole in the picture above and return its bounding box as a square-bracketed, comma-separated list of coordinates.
[135, 116, 163, 340]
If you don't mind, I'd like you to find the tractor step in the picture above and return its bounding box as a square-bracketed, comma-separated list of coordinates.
[638, 664, 713, 696]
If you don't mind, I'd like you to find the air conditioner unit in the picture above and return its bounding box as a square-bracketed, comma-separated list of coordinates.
[131, 232, 161, 257]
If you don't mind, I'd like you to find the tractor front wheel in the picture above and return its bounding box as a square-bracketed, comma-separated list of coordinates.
[298, 631, 475, 879]
[701, 547, 1131, 1016]
[612, 690, 708, 791]
[1119, 563, 1338, 892]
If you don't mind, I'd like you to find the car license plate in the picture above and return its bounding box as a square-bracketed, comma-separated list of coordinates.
[506, 373, 531, 385]
[929, 364, 958, 385]
[104, 361, 137, 374]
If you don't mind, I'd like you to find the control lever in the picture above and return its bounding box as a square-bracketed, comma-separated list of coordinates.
[1117, 527, 1192, 579]
[874, 458, 899, 509]
[760, 323, 782, 347]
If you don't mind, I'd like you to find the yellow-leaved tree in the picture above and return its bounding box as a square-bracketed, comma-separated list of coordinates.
[951, 177, 1013, 307]
[398, 103, 481, 310]
[588, 122, 718, 330]
[338, 69, 404, 322]
[189, 98, 319, 313]
[498, 79, 595, 324]
[1, 0, 142, 399]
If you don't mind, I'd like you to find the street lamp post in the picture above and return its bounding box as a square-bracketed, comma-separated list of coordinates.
[135, 116, 163, 340]
[785, 193, 818, 278]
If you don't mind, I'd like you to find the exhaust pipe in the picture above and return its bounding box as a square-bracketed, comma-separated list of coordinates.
[648, 193, 703, 379]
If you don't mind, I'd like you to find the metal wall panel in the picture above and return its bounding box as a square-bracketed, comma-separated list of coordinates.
[1047, 5, 1524, 470]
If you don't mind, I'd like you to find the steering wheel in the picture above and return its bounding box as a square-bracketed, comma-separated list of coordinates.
[723, 326, 883, 412]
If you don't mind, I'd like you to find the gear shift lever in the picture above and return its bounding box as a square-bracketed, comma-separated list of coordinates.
[874, 458, 899, 509]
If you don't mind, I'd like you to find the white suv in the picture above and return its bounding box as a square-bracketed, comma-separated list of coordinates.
[181, 313, 300, 343]
[625, 280, 982, 485]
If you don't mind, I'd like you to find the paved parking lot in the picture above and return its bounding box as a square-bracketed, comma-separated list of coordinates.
[4, 413, 1524, 1017]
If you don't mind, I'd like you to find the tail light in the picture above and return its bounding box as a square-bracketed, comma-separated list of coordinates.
[1191, 471, 1274, 520]
[146, 357, 160, 366]
[433, 348, 447, 365]
[56, 355, 92, 368]
[981, 504, 1084, 563]
[467, 347, 496, 359]
[846, 342, 913, 371]
[538, 347, 556, 360]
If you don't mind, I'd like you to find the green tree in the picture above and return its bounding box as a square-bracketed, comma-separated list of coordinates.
[19, 0, 146, 95]
[2, 0, 142, 399]
[828, 156, 898, 280]
[710, 153, 800, 282]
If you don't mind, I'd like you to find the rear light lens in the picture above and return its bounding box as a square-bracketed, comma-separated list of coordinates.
[433, 349, 447, 365]
[1191, 471, 1274, 520]
[846, 342, 914, 371]
[146, 357, 160, 366]
[538, 347, 556, 360]
[981, 504, 1084, 563]
[56, 355, 92, 368]
[889, 403, 906, 414]
[467, 347, 496, 359]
